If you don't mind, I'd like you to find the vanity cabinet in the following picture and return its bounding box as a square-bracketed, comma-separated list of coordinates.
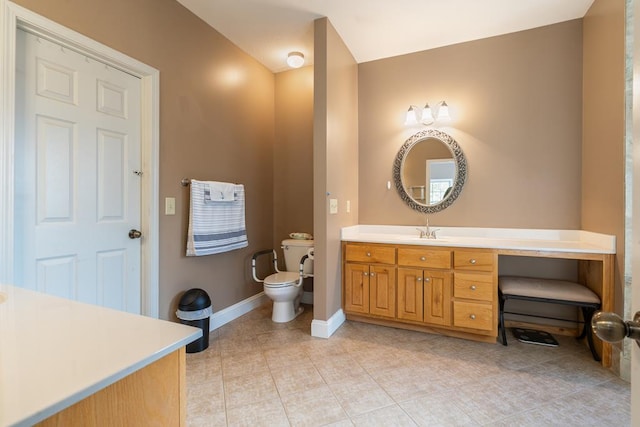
[344, 244, 396, 319]
[343, 242, 498, 343]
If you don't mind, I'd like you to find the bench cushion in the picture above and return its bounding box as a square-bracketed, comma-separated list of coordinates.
[499, 276, 600, 304]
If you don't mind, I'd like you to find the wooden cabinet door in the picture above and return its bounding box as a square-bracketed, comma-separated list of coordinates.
[397, 268, 423, 322]
[423, 270, 452, 326]
[344, 263, 369, 314]
[369, 265, 396, 318]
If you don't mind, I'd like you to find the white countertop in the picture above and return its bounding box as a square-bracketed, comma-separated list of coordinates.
[341, 225, 616, 254]
[0, 285, 202, 427]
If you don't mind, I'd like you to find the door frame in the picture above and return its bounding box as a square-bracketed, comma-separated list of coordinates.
[0, 1, 160, 317]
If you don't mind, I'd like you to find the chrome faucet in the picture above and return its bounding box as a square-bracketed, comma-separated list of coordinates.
[416, 217, 439, 239]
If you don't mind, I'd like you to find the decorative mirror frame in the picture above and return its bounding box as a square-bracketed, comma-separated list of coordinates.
[393, 129, 467, 214]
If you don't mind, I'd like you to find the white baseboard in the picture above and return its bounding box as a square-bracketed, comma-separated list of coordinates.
[311, 308, 346, 338]
[209, 292, 270, 331]
[301, 291, 314, 305]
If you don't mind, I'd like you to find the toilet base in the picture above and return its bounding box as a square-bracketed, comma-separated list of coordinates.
[272, 302, 304, 323]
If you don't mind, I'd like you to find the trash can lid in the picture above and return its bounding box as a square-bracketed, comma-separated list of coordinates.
[179, 288, 211, 311]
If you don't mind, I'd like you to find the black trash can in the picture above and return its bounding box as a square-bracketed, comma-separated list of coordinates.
[176, 288, 212, 353]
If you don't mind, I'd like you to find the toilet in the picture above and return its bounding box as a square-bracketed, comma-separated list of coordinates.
[251, 239, 314, 323]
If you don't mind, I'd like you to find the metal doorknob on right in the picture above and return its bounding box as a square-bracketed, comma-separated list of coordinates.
[591, 311, 640, 347]
[128, 229, 142, 239]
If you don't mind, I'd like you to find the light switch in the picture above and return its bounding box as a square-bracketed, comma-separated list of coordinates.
[329, 198, 338, 214]
[165, 197, 176, 215]
[346, 200, 351, 213]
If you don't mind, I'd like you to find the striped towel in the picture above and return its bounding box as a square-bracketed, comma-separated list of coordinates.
[186, 180, 248, 256]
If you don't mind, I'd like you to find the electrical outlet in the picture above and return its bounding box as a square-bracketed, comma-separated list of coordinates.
[165, 197, 176, 215]
[329, 198, 338, 214]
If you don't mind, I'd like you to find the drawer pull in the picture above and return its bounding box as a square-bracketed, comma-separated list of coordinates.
[470, 285, 477, 291]
[420, 256, 426, 261]
[470, 314, 476, 320]
[366, 252, 371, 257]
[469, 259, 477, 265]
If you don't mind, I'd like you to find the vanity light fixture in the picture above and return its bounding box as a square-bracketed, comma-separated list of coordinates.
[404, 101, 451, 126]
[287, 51, 305, 68]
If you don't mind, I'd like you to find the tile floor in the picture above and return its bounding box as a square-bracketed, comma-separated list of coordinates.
[186, 303, 630, 426]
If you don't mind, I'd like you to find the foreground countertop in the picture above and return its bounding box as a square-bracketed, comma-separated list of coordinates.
[0, 284, 201, 427]
[341, 225, 616, 254]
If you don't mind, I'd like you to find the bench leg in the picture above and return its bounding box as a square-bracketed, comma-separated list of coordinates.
[581, 307, 601, 362]
[499, 293, 507, 346]
[577, 307, 589, 340]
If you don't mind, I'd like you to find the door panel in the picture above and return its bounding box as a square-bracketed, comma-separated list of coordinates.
[370, 265, 396, 318]
[14, 29, 142, 313]
[398, 268, 423, 321]
[37, 115, 75, 222]
[344, 263, 369, 314]
[423, 270, 452, 326]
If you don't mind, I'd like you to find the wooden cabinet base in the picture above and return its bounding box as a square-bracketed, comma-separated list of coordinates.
[37, 348, 187, 426]
[346, 314, 497, 344]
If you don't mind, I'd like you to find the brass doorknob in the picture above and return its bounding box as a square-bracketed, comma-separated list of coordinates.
[128, 229, 142, 239]
[591, 311, 640, 347]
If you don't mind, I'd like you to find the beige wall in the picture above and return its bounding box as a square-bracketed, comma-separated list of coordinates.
[13, 0, 276, 319]
[582, 0, 625, 305]
[358, 20, 583, 229]
[313, 18, 359, 321]
[274, 67, 314, 252]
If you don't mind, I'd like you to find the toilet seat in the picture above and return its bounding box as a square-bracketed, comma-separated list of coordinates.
[264, 272, 300, 288]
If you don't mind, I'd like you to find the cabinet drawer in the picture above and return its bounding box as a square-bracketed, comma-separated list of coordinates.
[453, 250, 495, 272]
[454, 273, 494, 302]
[345, 244, 396, 264]
[453, 301, 493, 331]
[398, 248, 451, 269]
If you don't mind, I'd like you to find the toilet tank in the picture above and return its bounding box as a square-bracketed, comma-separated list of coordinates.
[282, 239, 314, 274]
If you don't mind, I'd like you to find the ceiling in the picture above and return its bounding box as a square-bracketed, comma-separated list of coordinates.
[176, 0, 595, 73]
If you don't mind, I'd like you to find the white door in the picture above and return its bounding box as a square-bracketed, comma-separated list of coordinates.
[13, 29, 143, 314]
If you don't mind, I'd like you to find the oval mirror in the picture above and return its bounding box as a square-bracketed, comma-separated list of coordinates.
[393, 129, 467, 214]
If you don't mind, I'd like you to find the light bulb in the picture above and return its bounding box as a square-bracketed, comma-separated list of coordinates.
[405, 106, 418, 125]
[287, 52, 305, 68]
[421, 103, 434, 125]
[437, 101, 451, 121]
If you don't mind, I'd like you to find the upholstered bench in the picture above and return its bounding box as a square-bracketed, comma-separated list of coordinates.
[498, 276, 601, 361]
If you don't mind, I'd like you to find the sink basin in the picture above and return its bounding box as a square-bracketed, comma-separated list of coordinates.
[0, 292, 6, 304]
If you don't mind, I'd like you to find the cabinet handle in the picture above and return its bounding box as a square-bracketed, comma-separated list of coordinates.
[370, 272, 375, 277]
[470, 314, 476, 320]
[366, 252, 371, 257]
[469, 259, 477, 265]
[417, 277, 422, 282]
[425, 277, 430, 283]
[420, 256, 426, 261]
[363, 272, 368, 276]
[470, 285, 477, 291]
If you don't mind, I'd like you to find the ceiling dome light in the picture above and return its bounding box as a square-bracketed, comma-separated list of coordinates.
[287, 51, 305, 68]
